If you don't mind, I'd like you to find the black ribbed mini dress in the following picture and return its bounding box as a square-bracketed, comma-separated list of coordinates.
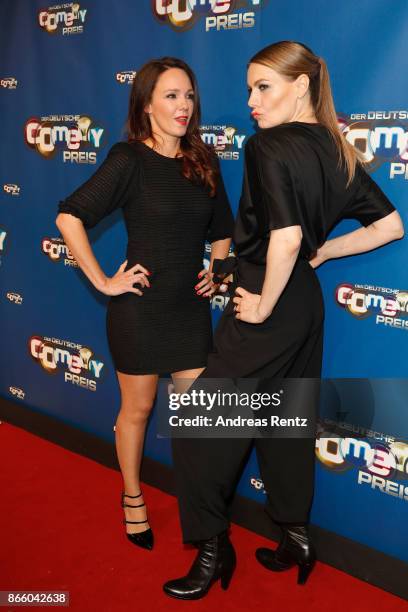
[58, 141, 234, 374]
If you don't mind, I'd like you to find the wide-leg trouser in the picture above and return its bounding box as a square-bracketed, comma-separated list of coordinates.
[172, 258, 324, 543]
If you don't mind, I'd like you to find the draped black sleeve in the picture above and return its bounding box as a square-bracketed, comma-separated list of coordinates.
[233, 122, 399, 263]
[246, 133, 301, 231]
[57, 142, 138, 229]
[344, 162, 396, 226]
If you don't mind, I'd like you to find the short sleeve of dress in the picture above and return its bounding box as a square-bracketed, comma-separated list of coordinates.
[344, 162, 396, 227]
[207, 158, 235, 243]
[58, 142, 138, 229]
[246, 134, 301, 231]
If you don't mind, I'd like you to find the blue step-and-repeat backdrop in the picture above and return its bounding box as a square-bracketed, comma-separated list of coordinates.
[1, 0, 407, 565]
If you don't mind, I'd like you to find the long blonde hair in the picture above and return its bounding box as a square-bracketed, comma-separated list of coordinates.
[249, 41, 359, 186]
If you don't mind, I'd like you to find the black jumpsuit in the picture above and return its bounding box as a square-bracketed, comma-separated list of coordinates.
[172, 122, 396, 542]
[58, 141, 234, 374]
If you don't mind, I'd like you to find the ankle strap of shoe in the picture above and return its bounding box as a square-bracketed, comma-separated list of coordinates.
[122, 491, 142, 498]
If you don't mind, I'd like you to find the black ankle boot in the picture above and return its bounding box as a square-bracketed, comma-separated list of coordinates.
[163, 530, 236, 600]
[256, 525, 316, 585]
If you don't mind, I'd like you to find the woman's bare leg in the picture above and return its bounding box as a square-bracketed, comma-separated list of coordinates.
[171, 367, 205, 393]
[115, 372, 158, 533]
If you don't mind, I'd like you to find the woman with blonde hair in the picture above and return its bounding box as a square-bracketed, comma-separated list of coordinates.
[163, 41, 403, 599]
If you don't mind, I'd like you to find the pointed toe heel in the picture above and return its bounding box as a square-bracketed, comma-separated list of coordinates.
[122, 491, 154, 551]
[126, 526, 154, 551]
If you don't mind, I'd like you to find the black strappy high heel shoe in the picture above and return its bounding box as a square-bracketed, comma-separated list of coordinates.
[121, 491, 154, 551]
[255, 525, 316, 585]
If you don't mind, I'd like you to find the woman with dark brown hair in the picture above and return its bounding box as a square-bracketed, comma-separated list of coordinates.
[55, 57, 234, 551]
[163, 41, 404, 599]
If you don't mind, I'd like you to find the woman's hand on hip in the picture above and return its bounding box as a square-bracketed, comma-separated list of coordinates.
[195, 268, 218, 298]
[101, 260, 151, 296]
[308, 246, 327, 269]
[233, 287, 265, 323]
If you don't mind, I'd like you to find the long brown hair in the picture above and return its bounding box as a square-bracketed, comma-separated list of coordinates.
[126, 57, 218, 195]
[249, 41, 360, 186]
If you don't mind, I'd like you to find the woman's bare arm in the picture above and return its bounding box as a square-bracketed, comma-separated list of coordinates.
[234, 226, 302, 323]
[257, 226, 302, 320]
[310, 210, 404, 268]
[195, 238, 232, 297]
[56, 213, 149, 295]
[209, 238, 231, 272]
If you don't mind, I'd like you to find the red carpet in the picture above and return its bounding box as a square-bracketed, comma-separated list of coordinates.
[0, 421, 406, 611]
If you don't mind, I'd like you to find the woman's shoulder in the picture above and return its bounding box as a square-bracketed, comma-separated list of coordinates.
[107, 140, 144, 160]
[246, 124, 300, 158]
[246, 123, 327, 157]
